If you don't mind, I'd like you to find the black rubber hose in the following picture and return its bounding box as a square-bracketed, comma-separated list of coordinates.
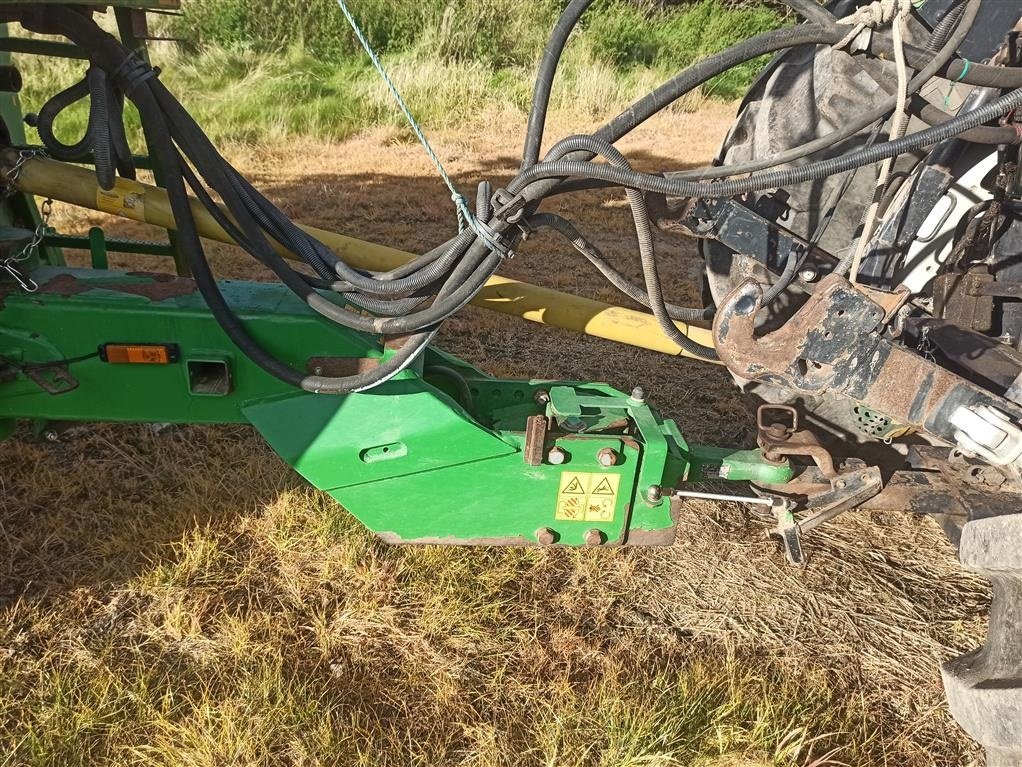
[528, 212, 713, 322]
[156, 82, 479, 299]
[609, 0, 1009, 148]
[926, 0, 966, 52]
[508, 84, 1022, 203]
[519, 0, 837, 176]
[36, 7, 439, 393]
[542, 134, 718, 359]
[514, 21, 850, 231]
[521, 0, 596, 170]
[779, 0, 837, 26]
[666, 0, 980, 181]
[155, 76, 494, 335]
[151, 72, 503, 333]
[35, 76, 92, 160]
[107, 86, 136, 180]
[909, 95, 1020, 145]
[35, 65, 128, 189]
[85, 66, 115, 190]
[597, 23, 842, 145]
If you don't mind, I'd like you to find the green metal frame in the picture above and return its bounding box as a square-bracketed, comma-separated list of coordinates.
[0, 3, 791, 547]
[0, 267, 790, 546]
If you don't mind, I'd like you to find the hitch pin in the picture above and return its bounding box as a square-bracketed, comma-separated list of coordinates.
[1, 260, 37, 293]
[667, 489, 781, 508]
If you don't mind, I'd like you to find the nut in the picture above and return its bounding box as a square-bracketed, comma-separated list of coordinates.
[547, 446, 568, 465]
[597, 447, 618, 467]
[630, 386, 646, 403]
[535, 527, 556, 546]
[583, 529, 604, 546]
[534, 389, 551, 406]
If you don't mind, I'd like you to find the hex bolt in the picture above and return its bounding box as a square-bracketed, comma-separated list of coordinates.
[799, 266, 818, 283]
[547, 446, 568, 465]
[535, 527, 556, 546]
[597, 447, 618, 467]
[43, 430, 59, 443]
[584, 529, 604, 546]
[646, 484, 663, 504]
[630, 386, 646, 403]
[534, 389, 551, 406]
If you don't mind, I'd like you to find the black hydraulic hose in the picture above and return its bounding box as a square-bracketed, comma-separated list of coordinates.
[528, 212, 713, 322]
[144, 57, 506, 334]
[597, 24, 842, 146]
[153, 73, 496, 335]
[515, 22, 848, 228]
[521, 0, 596, 170]
[521, 0, 837, 172]
[665, 0, 980, 181]
[926, 0, 966, 52]
[779, 0, 837, 26]
[107, 86, 135, 180]
[154, 81, 480, 299]
[84, 66, 115, 190]
[612, 0, 1005, 157]
[909, 94, 1021, 145]
[509, 85, 1022, 203]
[35, 7, 443, 393]
[35, 76, 92, 160]
[543, 134, 718, 359]
[35, 65, 136, 188]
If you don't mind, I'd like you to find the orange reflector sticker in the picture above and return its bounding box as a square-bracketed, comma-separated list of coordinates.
[99, 343, 179, 365]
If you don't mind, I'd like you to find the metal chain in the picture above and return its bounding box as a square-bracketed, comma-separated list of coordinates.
[1, 148, 44, 198]
[1, 197, 52, 293]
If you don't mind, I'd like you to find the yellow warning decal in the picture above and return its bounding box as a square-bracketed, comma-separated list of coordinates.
[555, 472, 621, 522]
[97, 178, 146, 219]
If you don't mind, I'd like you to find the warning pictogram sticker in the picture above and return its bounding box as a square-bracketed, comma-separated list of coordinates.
[561, 477, 586, 495]
[555, 472, 621, 522]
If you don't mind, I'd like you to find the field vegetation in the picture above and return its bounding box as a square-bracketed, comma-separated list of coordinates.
[19, 0, 782, 145]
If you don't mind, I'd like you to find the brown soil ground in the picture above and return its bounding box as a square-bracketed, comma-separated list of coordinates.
[1, 105, 988, 766]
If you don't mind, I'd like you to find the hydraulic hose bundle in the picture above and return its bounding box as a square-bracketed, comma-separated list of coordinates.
[15, 0, 1022, 389]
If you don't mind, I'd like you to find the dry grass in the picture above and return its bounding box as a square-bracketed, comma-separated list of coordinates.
[0, 110, 989, 766]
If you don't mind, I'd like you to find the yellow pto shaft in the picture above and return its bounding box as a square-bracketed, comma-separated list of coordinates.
[4, 151, 718, 362]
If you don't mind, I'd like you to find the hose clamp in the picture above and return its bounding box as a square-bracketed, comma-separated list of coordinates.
[492, 187, 528, 224]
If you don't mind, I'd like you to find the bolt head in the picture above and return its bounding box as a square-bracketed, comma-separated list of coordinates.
[534, 389, 551, 405]
[547, 446, 567, 465]
[583, 529, 604, 546]
[535, 527, 556, 546]
[630, 386, 646, 403]
[44, 430, 59, 443]
[597, 447, 618, 467]
[646, 484, 663, 503]
[799, 266, 818, 283]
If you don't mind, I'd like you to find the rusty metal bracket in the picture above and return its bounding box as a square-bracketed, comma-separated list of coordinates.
[714, 274, 1022, 448]
[757, 404, 837, 478]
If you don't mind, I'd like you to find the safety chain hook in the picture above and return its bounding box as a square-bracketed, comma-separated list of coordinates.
[1, 195, 52, 293]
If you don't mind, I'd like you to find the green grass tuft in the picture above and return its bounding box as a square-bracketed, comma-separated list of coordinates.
[12, 0, 783, 148]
